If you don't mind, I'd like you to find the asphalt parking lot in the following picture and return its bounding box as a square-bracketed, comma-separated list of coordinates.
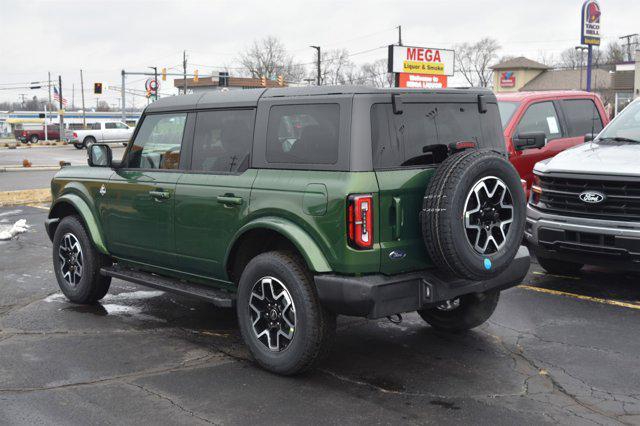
[1, 205, 640, 425]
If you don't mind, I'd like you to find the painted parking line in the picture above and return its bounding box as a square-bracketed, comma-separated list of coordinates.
[519, 284, 640, 311]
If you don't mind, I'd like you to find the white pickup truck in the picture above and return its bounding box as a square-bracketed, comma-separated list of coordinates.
[67, 121, 134, 149]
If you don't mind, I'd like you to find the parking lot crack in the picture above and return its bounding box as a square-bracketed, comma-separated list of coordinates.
[126, 382, 218, 425]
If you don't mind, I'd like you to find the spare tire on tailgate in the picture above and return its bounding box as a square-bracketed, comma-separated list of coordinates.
[422, 149, 525, 281]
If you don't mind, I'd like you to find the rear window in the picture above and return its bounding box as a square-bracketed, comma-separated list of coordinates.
[266, 104, 340, 164]
[371, 103, 502, 169]
[562, 99, 603, 137]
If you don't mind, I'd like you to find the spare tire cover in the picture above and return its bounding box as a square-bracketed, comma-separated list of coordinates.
[421, 149, 525, 280]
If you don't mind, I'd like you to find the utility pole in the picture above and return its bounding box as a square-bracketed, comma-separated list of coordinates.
[47, 71, 52, 107]
[121, 70, 126, 122]
[183, 50, 188, 94]
[72, 84, 75, 110]
[575, 46, 588, 90]
[80, 69, 86, 128]
[397, 25, 402, 46]
[58, 75, 64, 141]
[310, 46, 321, 85]
[620, 34, 639, 62]
[18, 93, 27, 108]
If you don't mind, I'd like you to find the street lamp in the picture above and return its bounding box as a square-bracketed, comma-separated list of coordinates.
[310, 46, 321, 86]
[575, 46, 588, 91]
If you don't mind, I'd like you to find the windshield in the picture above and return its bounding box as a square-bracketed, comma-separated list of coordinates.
[497, 101, 519, 130]
[597, 101, 640, 141]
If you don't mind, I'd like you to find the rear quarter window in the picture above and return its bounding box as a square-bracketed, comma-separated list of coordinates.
[266, 104, 340, 165]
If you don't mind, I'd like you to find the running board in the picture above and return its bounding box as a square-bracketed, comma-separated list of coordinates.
[100, 266, 235, 308]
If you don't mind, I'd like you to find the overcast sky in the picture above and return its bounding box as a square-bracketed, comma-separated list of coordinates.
[1, 0, 639, 107]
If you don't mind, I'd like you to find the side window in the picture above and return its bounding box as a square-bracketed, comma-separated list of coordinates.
[191, 109, 255, 173]
[127, 113, 187, 170]
[516, 102, 562, 141]
[116, 122, 129, 129]
[266, 104, 340, 164]
[562, 99, 603, 137]
[105, 122, 117, 129]
[89, 123, 100, 130]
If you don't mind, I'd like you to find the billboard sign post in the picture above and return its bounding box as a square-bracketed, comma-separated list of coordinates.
[581, 0, 601, 92]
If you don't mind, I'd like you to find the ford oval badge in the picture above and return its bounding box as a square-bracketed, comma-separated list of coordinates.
[579, 190, 606, 204]
[389, 250, 406, 260]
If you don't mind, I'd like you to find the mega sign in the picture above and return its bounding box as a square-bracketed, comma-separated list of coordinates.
[399, 73, 447, 89]
[581, 0, 601, 46]
[500, 71, 516, 88]
[388, 45, 455, 76]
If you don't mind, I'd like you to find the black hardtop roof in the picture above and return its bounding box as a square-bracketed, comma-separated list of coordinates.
[144, 85, 493, 112]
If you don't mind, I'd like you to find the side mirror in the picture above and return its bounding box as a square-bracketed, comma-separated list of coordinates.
[88, 144, 112, 167]
[513, 132, 546, 150]
[584, 133, 595, 142]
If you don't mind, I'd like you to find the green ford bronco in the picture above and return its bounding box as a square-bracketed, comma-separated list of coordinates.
[46, 86, 530, 375]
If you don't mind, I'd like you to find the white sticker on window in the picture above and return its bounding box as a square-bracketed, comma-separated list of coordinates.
[546, 116, 559, 134]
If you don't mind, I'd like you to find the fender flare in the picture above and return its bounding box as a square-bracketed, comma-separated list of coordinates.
[49, 190, 108, 254]
[225, 216, 332, 273]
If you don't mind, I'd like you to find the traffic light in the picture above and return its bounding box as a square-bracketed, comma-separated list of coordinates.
[161, 67, 167, 81]
[261, 75, 267, 87]
[194, 69, 199, 83]
[94, 82, 103, 95]
[277, 75, 284, 86]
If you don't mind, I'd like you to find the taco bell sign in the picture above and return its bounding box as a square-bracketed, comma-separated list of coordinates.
[581, 0, 601, 46]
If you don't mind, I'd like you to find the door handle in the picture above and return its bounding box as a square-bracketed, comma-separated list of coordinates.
[217, 195, 243, 206]
[149, 190, 171, 200]
[392, 196, 403, 240]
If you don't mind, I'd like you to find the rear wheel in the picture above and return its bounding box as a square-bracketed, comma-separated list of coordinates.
[29, 134, 39, 144]
[83, 136, 96, 149]
[537, 257, 583, 275]
[418, 291, 499, 332]
[73, 141, 84, 149]
[52, 216, 111, 303]
[237, 251, 336, 375]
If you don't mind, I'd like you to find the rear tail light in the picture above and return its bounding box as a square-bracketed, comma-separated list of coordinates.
[22, 131, 26, 137]
[347, 194, 373, 250]
[73, 132, 78, 138]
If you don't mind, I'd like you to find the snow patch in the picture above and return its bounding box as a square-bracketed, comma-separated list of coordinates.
[0, 219, 29, 240]
[103, 290, 164, 301]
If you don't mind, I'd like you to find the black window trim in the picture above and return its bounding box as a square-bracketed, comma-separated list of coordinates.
[118, 110, 193, 173]
[184, 107, 257, 176]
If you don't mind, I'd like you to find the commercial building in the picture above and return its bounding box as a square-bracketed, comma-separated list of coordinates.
[173, 75, 287, 94]
[491, 53, 640, 115]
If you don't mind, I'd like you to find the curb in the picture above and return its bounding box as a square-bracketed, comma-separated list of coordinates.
[0, 166, 61, 173]
[0, 188, 51, 206]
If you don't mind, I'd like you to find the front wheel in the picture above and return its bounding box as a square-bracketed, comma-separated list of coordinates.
[237, 251, 336, 375]
[52, 216, 111, 304]
[417, 291, 499, 332]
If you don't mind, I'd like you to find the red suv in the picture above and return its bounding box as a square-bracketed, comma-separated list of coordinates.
[497, 91, 609, 196]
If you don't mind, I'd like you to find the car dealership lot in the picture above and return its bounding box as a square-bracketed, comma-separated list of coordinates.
[1, 205, 639, 425]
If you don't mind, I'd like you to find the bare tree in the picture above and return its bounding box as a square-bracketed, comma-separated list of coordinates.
[96, 101, 111, 112]
[358, 59, 393, 87]
[238, 36, 306, 82]
[605, 41, 626, 64]
[558, 46, 603, 69]
[455, 38, 500, 87]
[319, 49, 354, 85]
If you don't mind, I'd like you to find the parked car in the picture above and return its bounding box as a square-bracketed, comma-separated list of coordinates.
[14, 124, 61, 143]
[66, 121, 133, 149]
[46, 86, 530, 375]
[497, 91, 609, 197]
[526, 98, 640, 274]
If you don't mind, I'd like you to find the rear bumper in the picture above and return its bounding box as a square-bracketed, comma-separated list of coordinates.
[314, 245, 530, 319]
